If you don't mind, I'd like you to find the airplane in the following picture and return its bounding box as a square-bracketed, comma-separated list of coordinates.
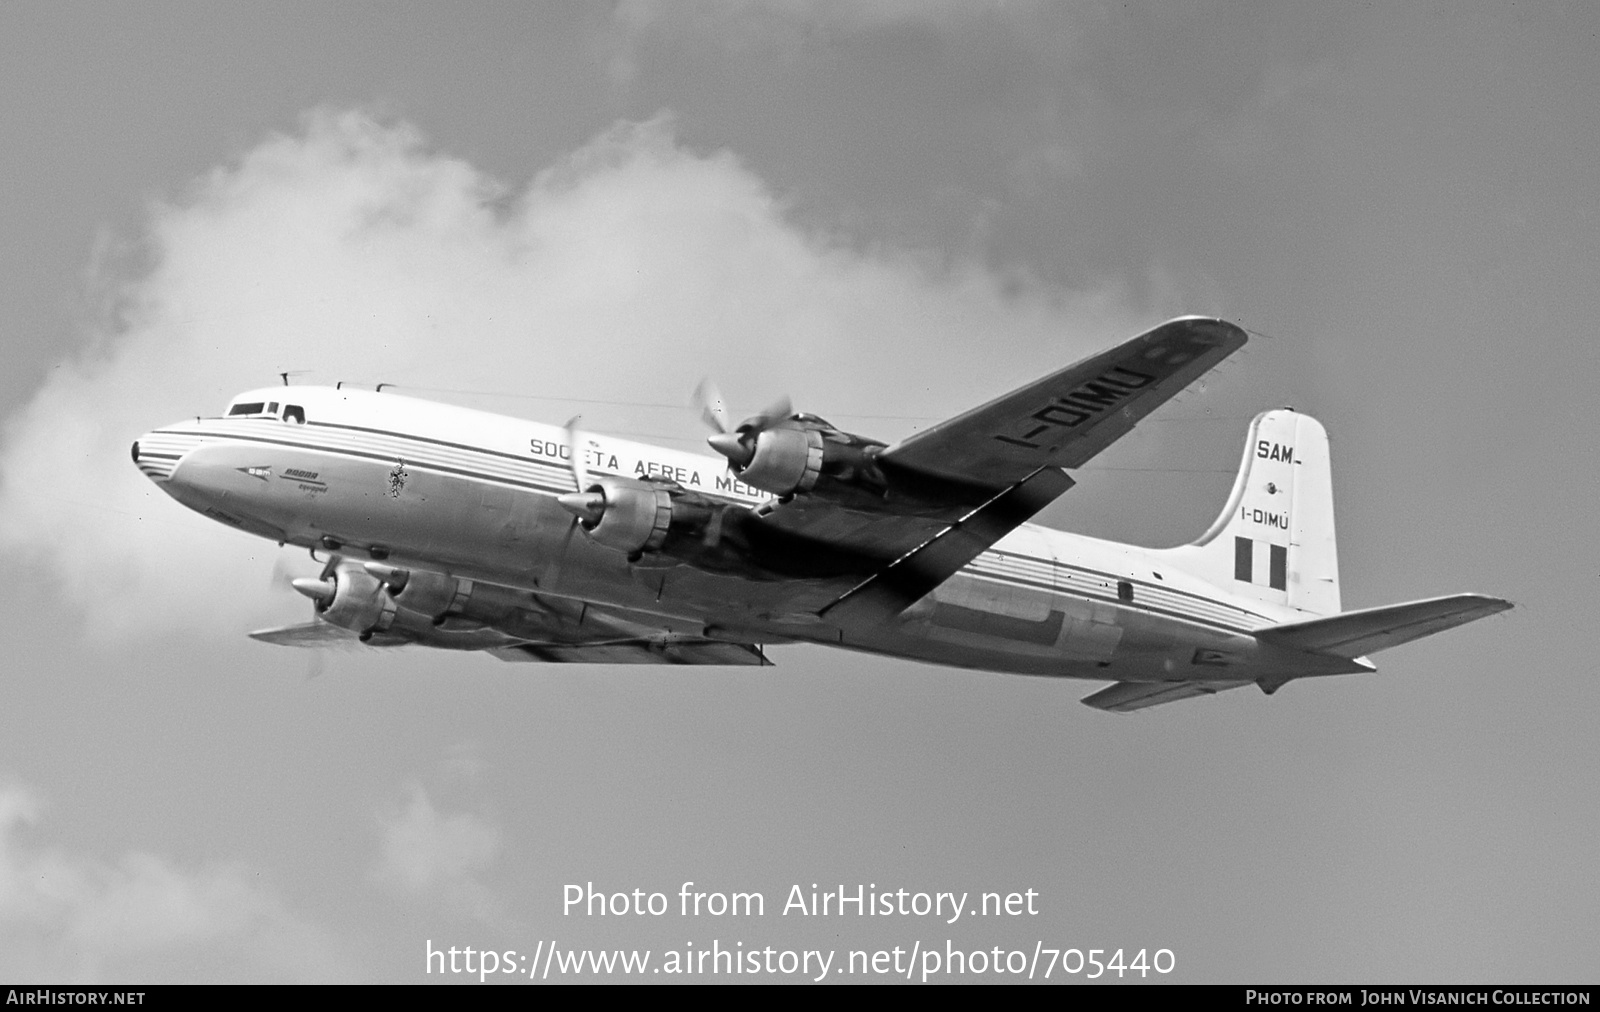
[130, 316, 1510, 712]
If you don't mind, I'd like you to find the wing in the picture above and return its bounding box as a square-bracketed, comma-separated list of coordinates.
[250, 620, 773, 665]
[743, 317, 1245, 617]
[490, 639, 770, 665]
[1079, 679, 1256, 713]
[882, 316, 1247, 488]
[249, 620, 364, 646]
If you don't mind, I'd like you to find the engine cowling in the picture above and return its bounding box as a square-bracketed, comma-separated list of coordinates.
[582, 477, 674, 554]
[710, 416, 885, 498]
[293, 563, 396, 635]
[559, 476, 722, 557]
[295, 560, 555, 648]
[736, 426, 823, 495]
[366, 564, 532, 626]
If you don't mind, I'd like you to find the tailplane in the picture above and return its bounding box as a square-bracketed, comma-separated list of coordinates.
[1159, 409, 1340, 616]
[1254, 594, 1512, 658]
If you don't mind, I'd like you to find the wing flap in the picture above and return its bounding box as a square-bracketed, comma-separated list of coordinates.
[884, 317, 1247, 488]
[1256, 594, 1512, 658]
[1080, 679, 1255, 713]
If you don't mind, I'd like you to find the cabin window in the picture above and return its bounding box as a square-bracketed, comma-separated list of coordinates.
[228, 402, 265, 416]
[267, 401, 279, 414]
[283, 405, 305, 423]
[1117, 580, 1134, 603]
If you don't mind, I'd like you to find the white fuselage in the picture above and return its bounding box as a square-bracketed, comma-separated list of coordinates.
[135, 386, 1351, 682]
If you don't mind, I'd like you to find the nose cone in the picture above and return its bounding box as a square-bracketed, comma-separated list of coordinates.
[130, 430, 183, 483]
[707, 431, 753, 468]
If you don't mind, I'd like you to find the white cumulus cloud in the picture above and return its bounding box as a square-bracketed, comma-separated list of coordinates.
[0, 779, 343, 982]
[0, 108, 1131, 640]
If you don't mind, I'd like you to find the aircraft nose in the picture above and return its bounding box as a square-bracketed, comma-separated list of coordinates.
[129, 428, 188, 484]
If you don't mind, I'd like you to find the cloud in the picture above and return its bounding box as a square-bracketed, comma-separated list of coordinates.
[0, 107, 1133, 641]
[613, 0, 1039, 35]
[0, 779, 342, 982]
[372, 782, 501, 924]
[373, 782, 499, 893]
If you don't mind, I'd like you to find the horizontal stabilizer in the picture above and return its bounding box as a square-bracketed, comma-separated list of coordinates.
[1256, 594, 1512, 658]
[1081, 679, 1254, 713]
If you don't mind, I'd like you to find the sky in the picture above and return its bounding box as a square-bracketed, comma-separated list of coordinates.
[0, 1, 1595, 984]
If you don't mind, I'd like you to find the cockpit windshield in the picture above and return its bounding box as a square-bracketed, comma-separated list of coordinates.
[226, 400, 305, 422]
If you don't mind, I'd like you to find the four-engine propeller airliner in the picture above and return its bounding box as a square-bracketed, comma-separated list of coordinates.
[131, 317, 1509, 711]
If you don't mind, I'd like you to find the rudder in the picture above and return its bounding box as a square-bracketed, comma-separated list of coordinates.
[1159, 409, 1340, 616]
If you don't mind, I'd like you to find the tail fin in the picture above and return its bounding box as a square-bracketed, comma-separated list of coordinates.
[1160, 409, 1340, 616]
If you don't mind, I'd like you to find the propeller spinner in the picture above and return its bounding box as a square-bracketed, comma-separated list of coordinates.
[555, 415, 607, 527]
[693, 379, 794, 471]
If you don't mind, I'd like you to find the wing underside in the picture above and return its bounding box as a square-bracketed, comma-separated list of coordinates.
[249, 620, 772, 666]
[489, 639, 771, 665]
[1079, 679, 1256, 713]
[773, 317, 1247, 618]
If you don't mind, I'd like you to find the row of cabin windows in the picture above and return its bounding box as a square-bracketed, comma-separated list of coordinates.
[227, 401, 305, 423]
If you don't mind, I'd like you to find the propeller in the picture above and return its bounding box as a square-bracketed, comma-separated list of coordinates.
[693, 378, 732, 436]
[546, 417, 597, 588]
[270, 549, 338, 605]
[555, 415, 605, 527]
[693, 379, 792, 469]
[265, 548, 336, 680]
[268, 552, 303, 595]
[288, 552, 340, 606]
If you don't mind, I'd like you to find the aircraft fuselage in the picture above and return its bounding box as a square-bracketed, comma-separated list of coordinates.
[133, 385, 1359, 683]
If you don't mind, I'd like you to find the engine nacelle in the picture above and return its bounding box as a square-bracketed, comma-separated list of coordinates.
[383, 567, 470, 619]
[369, 564, 532, 625]
[302, 563, 397, 635]
[559, 476, 724, 558]
[737, 426, 823, 495]
[582, 477, 675, 555]
[711, 414, 886, 498]
[297, 561, 551, 647]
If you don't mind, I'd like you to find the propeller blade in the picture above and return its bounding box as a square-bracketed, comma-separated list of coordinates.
[692, 378, 732, 434]
[701, 506, 726, 548]
[563, 415, 590, 492]
[268, 553, 301, 595]
[750, 394, 793, 432]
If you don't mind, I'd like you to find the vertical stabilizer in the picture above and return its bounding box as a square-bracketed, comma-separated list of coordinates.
[1160, 410, 1340, 616]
